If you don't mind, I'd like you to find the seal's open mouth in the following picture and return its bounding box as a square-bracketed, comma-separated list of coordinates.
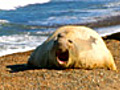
[56, 49, 69, 65]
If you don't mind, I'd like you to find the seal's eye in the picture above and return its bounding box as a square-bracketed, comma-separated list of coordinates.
[68, 39, 73, 43]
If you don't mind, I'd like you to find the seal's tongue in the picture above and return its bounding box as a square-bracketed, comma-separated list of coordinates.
[56, 49, 69, 64]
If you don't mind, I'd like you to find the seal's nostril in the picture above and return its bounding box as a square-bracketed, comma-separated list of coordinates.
[68, 39, 73, 43]
[58, 33, 65, 38]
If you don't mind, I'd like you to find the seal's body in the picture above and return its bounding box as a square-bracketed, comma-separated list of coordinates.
[28, 26, 117, 70]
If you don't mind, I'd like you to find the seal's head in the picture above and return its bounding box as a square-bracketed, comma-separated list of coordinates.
[51, 31, 78, 68]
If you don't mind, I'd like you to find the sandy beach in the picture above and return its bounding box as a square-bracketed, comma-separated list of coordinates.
[0, 37, 120, 90]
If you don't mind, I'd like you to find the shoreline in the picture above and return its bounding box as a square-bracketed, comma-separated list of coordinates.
[0, 36, 119, 58]
[0, 32, 120, 58]
[0, 50, 34, 58]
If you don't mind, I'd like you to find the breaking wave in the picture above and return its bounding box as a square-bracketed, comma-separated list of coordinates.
[0, 32, 48, 57]
[0, 0, 50, 10]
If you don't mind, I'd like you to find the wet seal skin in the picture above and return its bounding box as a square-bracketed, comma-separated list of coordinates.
[27, 25, 117, 70]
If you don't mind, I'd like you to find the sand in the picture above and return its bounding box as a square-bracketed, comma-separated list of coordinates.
[0, 38, 120, 90]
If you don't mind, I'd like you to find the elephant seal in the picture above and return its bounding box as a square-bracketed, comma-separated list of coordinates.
[27, 26, 117, 70]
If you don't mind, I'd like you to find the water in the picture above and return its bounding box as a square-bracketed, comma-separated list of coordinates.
[0, 0, 120, 56]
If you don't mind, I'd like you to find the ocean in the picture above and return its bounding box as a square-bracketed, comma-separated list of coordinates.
[0, 0, 120, 56]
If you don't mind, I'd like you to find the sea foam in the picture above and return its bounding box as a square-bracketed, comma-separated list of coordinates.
[0, 33, 47, 57]
[0, 19, 9, 24]
[0, 0, 50, 10]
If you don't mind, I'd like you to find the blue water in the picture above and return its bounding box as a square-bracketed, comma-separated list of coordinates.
[0, 0, 120, 56]
[0, 0, 120, 26]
